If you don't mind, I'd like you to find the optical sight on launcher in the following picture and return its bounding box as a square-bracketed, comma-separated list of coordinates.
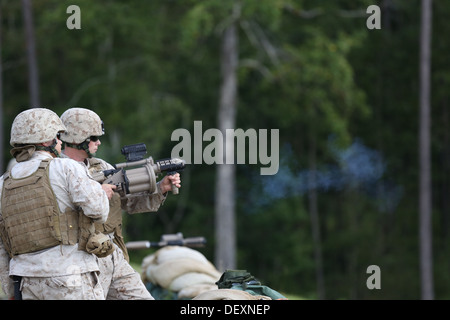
[92, 143, 186, 196]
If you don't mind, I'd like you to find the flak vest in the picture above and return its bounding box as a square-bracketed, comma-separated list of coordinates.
[0, 159, 95, 257]
[88, 158, 129, 262]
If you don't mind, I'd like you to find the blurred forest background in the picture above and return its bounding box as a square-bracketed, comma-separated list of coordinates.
[0, 0, 446, 299]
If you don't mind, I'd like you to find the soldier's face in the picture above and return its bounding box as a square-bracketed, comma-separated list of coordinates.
[89, 139, 101, 155]
[55, 138, 63, 154]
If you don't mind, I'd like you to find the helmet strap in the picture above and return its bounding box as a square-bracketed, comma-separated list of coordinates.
[64, 140, 95, 158]
[35, 139, 60, 157]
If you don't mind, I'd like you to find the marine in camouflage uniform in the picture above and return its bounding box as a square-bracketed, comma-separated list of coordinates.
[0, 108, 111, 300]
[60, 107, 181, 300]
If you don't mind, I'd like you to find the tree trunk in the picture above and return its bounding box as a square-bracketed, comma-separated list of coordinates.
[214, 3, 240, 272]
[419, 0, 433, 300]
[22, 0, 40, 107]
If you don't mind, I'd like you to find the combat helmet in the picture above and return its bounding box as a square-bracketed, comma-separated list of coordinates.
[60, 107, 104, 157]
[10, 108, 66, 160]
[10, 108, 66, 146]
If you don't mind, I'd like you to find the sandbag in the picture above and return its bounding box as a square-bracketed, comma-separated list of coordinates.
[145, 257, 221, 288]
[178, 283, 218, 299]
[141, 246, 230, 299]
[141, 253, 156, 282]
[153, 246, 210, 265]
[169, 272, 219, 292]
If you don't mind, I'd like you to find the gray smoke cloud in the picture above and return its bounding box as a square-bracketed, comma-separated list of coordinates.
[249, 137, 403, 213]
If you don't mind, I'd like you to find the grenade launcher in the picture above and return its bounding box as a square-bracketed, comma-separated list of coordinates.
[92, 143, 186, 196]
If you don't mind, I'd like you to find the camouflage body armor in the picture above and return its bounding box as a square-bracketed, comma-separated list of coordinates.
[0, 159, 81, 257]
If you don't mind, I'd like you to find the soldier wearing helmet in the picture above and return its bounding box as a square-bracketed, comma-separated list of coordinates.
[9, 106, 66, 160]
[59, 107, 105, 158]
[60, 107, 181, 300]
[0, 108, 111, 300]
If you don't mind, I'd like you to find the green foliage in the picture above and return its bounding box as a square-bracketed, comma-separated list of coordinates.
[238, 196, 316, 294]
[2, 0, 448, 299]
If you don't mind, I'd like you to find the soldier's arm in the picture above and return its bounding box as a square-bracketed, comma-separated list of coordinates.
[66, 160, 110, 223]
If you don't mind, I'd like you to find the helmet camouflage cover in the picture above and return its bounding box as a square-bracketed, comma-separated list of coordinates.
[10, 108, 66, 146]
[60, 107, 104, 144]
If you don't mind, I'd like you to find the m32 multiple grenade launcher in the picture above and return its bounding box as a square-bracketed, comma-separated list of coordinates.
[92, 143, 186, 196]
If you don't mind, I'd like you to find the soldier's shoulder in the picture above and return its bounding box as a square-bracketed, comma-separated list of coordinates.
[50, 157, 86, 173]
[52, 156, 77, 165]
[89, 157, 113, 169]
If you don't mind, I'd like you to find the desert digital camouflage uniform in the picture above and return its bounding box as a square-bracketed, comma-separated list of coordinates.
[0, 108, 110, 300]
[85, 156, 167, 300]
[60, 107, 168, 300]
